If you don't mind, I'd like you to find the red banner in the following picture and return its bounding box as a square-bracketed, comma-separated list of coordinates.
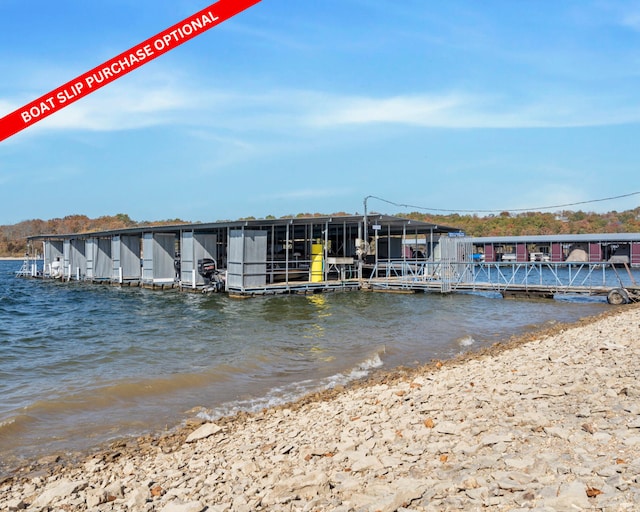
[0, 0, 261, 142]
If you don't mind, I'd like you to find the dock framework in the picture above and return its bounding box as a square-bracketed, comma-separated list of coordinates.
[18, 219, 640, 303]
[20, 214, 460, 297]
[470, 233, 640, 266]
[366, 237, 640, 304]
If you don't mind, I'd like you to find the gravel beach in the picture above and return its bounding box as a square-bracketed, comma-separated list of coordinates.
[2, 303, 640, 511]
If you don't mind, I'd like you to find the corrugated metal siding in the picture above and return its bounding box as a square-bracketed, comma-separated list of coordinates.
[551, 243, 563, 262]
[227, 230, 267, 290]
[180, 232, 218, 286]
[143, 233, 175, 283]
[120, 236, 141, 279]
[63, 240, 71, 278]
[142, 233, 154, 282]
[180, 232, 195, 285]
[86, 239, 96, 278]
[633, 242, 640, 265]
[70, 239, 87, 277]
[484, 244, 495, 262]
[154, 234, 175, 282]
[95, 238, 112, 279]
[44, 240, 63, 275]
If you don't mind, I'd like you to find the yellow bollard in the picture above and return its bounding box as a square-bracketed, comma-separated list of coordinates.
[310, 243, 323, 282]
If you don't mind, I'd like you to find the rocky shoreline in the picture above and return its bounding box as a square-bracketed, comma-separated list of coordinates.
[2, 304, 640, 511]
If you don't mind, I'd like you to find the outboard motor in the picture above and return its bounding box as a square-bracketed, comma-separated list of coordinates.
[197, 258, 216, 278]
[197, 258, 224, 292]
[174, 252, 181, 278]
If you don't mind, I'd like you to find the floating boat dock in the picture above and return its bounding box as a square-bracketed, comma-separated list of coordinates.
[470, 233, 640, 265]
[21, 215, 458, 296]
[18, 216, 640, 304]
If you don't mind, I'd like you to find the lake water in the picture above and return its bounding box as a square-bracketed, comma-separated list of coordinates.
[0, 259, 609, 473]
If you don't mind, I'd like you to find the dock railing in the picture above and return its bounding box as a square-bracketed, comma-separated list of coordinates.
[469, 261, 639, 294]
[369, 259, 640, 297]
[15, 256, 40, 278]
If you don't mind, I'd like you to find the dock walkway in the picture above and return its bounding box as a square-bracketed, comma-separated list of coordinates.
[227, 279, 361, 297]
[367, 260, 640, 303]
[15, 256, 640, 303]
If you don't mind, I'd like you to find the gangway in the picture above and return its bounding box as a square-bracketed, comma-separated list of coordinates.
[14, 255, 40, 278]
[368, 246, 640, 304]
[369, 261, 640, 304]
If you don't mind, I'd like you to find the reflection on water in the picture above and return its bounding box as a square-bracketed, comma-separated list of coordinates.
[0, 260, 609, 471]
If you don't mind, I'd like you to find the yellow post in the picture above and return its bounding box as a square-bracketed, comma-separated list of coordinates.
[310, 243, 323, 282]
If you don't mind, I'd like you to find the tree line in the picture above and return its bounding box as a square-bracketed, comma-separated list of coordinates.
[1, 208, 639, 257]
[0, 214, 186, 257]
[403, 207, 640, 237]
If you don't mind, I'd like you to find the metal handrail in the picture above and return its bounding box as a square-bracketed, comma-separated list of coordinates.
[369, 260, 640, 294]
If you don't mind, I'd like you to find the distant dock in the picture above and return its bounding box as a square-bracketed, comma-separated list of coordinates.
[368, 262, 640, 303]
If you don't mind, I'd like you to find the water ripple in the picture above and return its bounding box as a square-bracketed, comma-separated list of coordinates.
[0, 259, 609, 470]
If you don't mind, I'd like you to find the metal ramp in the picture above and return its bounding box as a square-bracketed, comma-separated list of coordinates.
[368, 237, 640, 302]
[370, 236, 474, 294]
[15, 257, 38, 277]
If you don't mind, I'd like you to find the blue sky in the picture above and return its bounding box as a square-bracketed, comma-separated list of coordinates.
[1, 0, 640, 225]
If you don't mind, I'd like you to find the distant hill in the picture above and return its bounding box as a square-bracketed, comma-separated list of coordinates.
[0, 214, 187, 257]
[1, 208, 639, 257]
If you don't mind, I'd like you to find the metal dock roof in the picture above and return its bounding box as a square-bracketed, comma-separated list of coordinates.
[27, 214, 461, 241]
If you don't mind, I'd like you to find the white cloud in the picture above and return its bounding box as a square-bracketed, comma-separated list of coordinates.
[309, 93, 464, 127]
[621, 12, 640, 30]
[41, 79, 195, 132]
[1, 65, 224, 136]
[615, 2, 640, 31]
[306, 91, 640, 129]
[6, 69, 640, 141]
[0, 99, 18, 116]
